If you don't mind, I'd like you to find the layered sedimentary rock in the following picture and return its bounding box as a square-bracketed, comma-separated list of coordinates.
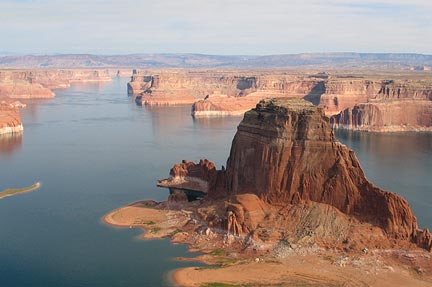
[331, 100, 432, 132]
[0, 102, 23, 135]
[192, 79, 325, 117]
[130, 70, 432, 132]
[0, 82, 55, 99]
[129, 70, 325, 107]
[164, 98, 431, 251]
[158, 159, 218, 192]
[0, 69, 113, 98]
[318, 79, 379, 115]
[27, 69, 112, 89]
[330, 80, 432, 131]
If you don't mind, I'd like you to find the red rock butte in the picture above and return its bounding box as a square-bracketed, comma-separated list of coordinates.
[166, 98, 432, 251]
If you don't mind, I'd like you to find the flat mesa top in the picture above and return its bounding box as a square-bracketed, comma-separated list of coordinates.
[255, 98, 317, 112]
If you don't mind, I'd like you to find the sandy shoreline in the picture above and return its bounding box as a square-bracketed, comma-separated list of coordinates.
[103, 200, 432, 287]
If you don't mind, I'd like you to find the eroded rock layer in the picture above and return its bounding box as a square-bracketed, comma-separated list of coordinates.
[164, 98, 431, 251]
[329, 80, 432, 132]
[129, 70, 324, 107]
[129, 70, 432, 132]
[0, 69, 113, 99]
[158, 159, 218, 192]
[331, 100, 432, 132]
[0, 102, 23, 135]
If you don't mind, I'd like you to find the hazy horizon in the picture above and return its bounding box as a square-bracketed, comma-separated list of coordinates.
[1, 51, 432, 57]
[1, 0, 431, 55]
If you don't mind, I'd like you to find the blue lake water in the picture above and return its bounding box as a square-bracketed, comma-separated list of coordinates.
[0, 78, 431, 286]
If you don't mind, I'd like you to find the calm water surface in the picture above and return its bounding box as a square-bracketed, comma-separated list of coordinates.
[0, 78, 431, 286]
[0, 78, 240, 287]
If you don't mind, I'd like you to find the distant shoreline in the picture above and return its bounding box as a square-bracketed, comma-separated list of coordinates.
[0, 182, 41, 199]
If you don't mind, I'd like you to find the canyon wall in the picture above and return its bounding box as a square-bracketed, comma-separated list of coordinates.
[0, 101, 23, 135]
[330, 100, 432, 132]
[329, 80, 432, 132]
[318, 79, 380, 115]
[130, 69, 432, 131]
[129, 70, 325, 107]
[0, 69, 112, 92]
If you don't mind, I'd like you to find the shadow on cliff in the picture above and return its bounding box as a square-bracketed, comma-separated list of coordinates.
[303, 81, 326, 106]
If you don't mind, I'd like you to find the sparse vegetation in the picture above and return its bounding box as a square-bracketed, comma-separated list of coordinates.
[200, 283, 247, 287]
[143, 221, 155, 225]
[215, 257, 239, 266]
[210, 248, 226, 256]
[150, 226, 161, 234]
[170, 228, 183, 236]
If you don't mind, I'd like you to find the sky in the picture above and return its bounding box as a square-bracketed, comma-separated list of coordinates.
[0, 0, 431, 55]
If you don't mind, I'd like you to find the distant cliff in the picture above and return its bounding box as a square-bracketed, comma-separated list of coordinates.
[329, 80, 432, 132]
[129, 70, 324, 106]
[0, 69, 112, 92]
[129, 69, 432, 132]
[0, 101, 23, 135]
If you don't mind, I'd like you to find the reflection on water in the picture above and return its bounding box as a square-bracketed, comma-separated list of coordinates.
[335, 129, 432, 229]
[143, 105, 241, 168]
[192, 115, 243, 130]
[0, 132, 22, 156]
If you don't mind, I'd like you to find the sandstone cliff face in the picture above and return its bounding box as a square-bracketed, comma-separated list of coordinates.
[373, 80, 432, 101]
[158, 159, 218, 193]
[0, 82, 55, 99]
[164, 98, 431, 251]
[217, 98, 430, 250]
[129, 70, 324, 106]
[0, 69, 113, 98]
[329, 80, 432, 132]
[330, 100, 432, 132]
[318, 79, 379, 115]
[0, 102, 23, 135]
[129, 69, 432, 131]
[156, 98, 432, 250]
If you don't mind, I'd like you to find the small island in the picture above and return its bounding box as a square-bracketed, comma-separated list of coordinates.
[0, 182, 41, 199]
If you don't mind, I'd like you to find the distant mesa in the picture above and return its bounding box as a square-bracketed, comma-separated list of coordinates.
[129, 69, 432, 132]
[129, 70, 324, 108]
